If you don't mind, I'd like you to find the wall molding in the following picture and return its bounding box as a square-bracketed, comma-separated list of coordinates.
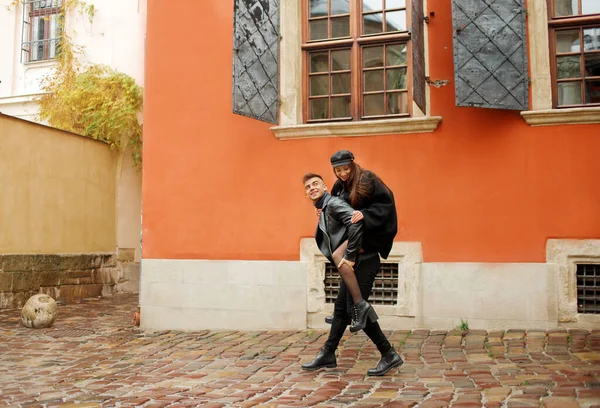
[547, 239, 600, 325]
[300, 239, 422, 327]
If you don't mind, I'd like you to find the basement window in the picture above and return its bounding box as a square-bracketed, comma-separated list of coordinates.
[324, 261, 398, 305]
[577, 264, 600, 314]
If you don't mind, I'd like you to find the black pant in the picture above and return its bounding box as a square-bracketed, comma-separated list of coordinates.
[323, 254, 392, 354]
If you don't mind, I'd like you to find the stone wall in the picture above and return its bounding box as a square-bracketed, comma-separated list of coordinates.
[0, 253, 139, 309]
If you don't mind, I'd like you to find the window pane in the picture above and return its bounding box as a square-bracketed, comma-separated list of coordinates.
[554, 0, 578, 16]
[386, 0, 405, 9]
[33, 16, 46, 41]
[386, 43, 407, 66]
[310, 75, 329, 96]
[582, 0, 600, 15]
[387, 68, 407, 89]
[556, 30, 580, 53]
[32, 16, 46, 61]
[50, 14, 59, 38]
[364, 70, 384, 91]
[385, 10, 406, 32]
[331, 16, 350, 38]
[586, 80, 600, 103]
[49, 15, 59, 58]
[331, 49, 350, 71]
[584, 53, 600, 77]
[332, 96, 351, 118]
[558, 82, 582, 105]
[364, 0, 383, 12]
[310, 52, 329, 72]
[331, 0, 350, 15]
[557, 55, 581, 78]
[310, 19, 328, 40]
[364, 93, 385, 115]
[49, 38, 57, 59]
[583, 27, 600, 51]
[310, 0, 328, 17]
[310, 98, 329, 119]
[364, 13, 383, 34]
[364, 46, 384, 67]
[388, 92, 408, 114]
[385, 0, 406, 10]
[332, 73, 351, 94]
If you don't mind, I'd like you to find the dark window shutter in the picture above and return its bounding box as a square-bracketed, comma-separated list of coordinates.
[232, 0, 280, 124]
[452, 0, 528, 110]
[412, 0, 426, 114]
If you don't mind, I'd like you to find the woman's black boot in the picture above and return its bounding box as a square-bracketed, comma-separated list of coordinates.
[350, 300, 378, 333]
[367, 348, 403, 376]
[301, 349, 337, 371]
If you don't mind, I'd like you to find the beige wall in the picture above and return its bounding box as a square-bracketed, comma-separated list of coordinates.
[117, 147, 142, 261]
[0, 114, 116, 254]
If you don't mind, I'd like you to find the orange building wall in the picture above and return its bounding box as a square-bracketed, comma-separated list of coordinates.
[142, 0, 600, 263]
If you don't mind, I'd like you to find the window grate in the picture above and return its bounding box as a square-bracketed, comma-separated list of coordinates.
[21, 0, 63, 63]
[577, 264, 600, 314]
[324, 261, 398, 305]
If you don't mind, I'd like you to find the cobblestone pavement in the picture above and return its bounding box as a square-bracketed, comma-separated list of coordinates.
[0, 294, 599, 408]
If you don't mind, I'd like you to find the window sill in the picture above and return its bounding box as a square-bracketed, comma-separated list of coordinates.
[520, 107, 600, 126]
[24, 59, 57, 67]
[271, 116, 442, 140]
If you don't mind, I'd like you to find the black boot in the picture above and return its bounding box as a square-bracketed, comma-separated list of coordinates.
[367, 348, 403, 376]
[325, 315, 333, 324]
[301, 349, 337, 371]
[350, 300, 378, 333]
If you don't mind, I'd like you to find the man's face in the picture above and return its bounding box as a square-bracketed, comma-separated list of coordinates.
[304, 177, 326, 202]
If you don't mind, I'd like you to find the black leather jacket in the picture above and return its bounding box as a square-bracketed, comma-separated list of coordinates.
[331, 171, 397, 259]
[315, 193, 365, 263]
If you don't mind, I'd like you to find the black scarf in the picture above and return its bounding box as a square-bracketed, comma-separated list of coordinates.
[314, 192, 329, 209]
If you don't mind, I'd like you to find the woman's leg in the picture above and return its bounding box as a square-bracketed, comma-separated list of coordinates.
[354, 255, 402, 375]
[354, 256, 391, 353]
[331, 240, 363, 304]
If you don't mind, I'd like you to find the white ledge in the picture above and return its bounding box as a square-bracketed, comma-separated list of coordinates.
[271, 116, 442, 140]
[0, 93, 45, 105]
[521, 107, 600, 126]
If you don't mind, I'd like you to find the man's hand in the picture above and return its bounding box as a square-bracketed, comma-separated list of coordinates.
[337, 258, 355, 271]
[351, 211, 364, 224]
[315, 208, 323, 219]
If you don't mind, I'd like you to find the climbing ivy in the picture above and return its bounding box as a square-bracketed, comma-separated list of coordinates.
[9, 0, 143, 168]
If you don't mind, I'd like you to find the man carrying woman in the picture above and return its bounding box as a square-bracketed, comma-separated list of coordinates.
[301, 150, 402, 376]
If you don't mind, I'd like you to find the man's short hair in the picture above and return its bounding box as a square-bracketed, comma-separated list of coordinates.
[302, 173, 323, 184]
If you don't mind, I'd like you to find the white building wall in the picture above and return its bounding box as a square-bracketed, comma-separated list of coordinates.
[0, 0, 146, 119]
[140, 240, 600, 332]
[0, 0, 146, 262]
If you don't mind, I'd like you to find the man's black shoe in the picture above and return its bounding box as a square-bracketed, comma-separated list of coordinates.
[325, 315, 333, 324]
[367, 348, 403, 376]
[350, 300, 378, 333]
[301, 349, 337, 371]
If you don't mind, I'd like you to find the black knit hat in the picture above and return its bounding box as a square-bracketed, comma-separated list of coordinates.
[330, 150, 354, 168]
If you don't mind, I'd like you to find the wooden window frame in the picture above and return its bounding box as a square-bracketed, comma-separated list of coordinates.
[547, 0, 600, 108]
[301, 0, 414, 123]
[23, 0, 63, 63]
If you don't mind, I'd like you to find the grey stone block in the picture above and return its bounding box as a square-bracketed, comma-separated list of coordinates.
[1, 255, 31, 272]
[0, 273, 12, 292]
